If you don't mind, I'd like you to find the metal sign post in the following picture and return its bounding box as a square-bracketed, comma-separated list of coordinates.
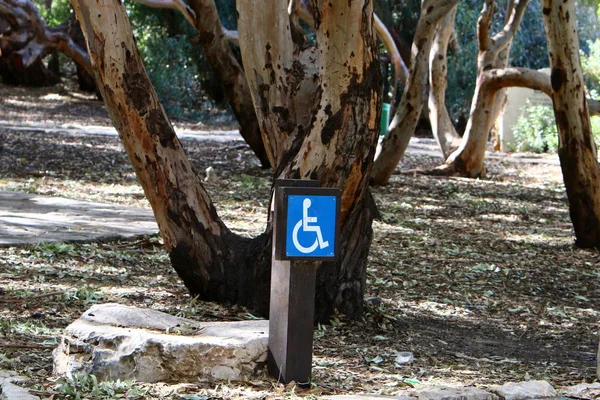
[268, 179, 340, 384]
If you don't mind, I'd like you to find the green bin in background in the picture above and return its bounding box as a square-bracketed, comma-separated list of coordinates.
[380, 103, 391, 136]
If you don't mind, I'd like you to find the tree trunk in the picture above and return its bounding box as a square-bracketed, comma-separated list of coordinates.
[72, 0, 381, 321]
[71, 0, 269, 310]
[237, 0, 381, 320]
[370, 0, 459, 186]
[428, 5, 461, 160]
[542, 0, 600, 248]
[188, 0, 270, 169]
[439, 0, 529, 177]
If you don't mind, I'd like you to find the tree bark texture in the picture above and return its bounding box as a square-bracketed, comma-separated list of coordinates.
[237, 0, 381, 320]
[187, 0, 270, 168]
[542, 0, 600, 248]
[441, 0, 529, 177]
[71, 0, 272, 312]
[428, 5, 461, 160]
[73, 0, 381, 321]
[370, 0, 459, 186]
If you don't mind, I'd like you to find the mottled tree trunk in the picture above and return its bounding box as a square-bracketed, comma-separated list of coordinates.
[428, 5, 461, 159]
[440, 0, 529, 177]
[188, 0, 270, 168]
[72, 0, 380, 321]
[370, 0, 459, 186]
[237, 0, 381, 320]
[542, 0, 600, 248]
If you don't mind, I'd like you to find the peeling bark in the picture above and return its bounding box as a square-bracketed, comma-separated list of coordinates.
[238, 0, 381, 320]
[542, 0, 600, 248]
[370, 0, 459, 186]
[70, 0, 269, 311]
[428, 5, 461, 159]
[73, 0, 381, 321]
[439, 0, 529, 177]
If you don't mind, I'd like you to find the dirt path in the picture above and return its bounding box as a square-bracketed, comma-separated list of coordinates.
[0, 191, 157, 245]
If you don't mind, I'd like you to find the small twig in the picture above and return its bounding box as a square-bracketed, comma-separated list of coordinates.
[0, 343, 56, 349]
[0, 291, 63, 303]
[29, 388, 59, 397]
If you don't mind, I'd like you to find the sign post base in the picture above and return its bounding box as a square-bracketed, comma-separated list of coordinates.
[267, 179, 340, 385]
[268, 258, 316, 384]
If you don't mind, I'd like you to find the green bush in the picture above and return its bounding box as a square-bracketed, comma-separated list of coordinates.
[511, 104, 557, 153]
[511, 104, 600, 153]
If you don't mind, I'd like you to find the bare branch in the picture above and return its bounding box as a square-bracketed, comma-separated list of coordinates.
[481, 67, 600, 116]
[374, 13, 407, 109]
[130, 0, 196, 27]
[477, 0, 494, 52]
[0, 0, 93, 76]
[493, 0, 529, 53]
[222, 28, 238, 46]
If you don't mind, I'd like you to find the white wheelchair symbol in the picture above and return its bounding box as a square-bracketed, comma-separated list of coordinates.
[292, 198, 329, 254]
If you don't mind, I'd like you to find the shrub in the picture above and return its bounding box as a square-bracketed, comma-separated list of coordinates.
[511, 103, 600, 153]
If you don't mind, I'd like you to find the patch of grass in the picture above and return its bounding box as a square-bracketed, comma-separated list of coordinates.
[54, 373, 148, 399]
[0, 318, 59, 336]
[63, 285, 104, 305]
[35, 242, 77, 257]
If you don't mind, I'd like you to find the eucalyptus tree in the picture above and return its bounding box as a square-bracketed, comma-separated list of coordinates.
[371, 0, 460, 186]
[542, 0, 600, 248]
[70, 0, 382, 321]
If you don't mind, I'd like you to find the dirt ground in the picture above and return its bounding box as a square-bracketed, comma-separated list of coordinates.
[0, 81, 599, 399]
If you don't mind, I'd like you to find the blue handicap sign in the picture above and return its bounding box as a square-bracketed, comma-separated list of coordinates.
[286, 194, 337, 258]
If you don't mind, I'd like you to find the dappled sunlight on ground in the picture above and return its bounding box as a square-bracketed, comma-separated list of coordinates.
[0, 82, 598, 397]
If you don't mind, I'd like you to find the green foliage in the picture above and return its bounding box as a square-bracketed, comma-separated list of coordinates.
[63, 285, 103, 304]
[124, 3, 230, 121]
[35, 241, 76, 257]
[446, 0, 599, 123]
[446, 0, 480, 121]
[581, 39, 600, 92]
[33, 0, 72, 27]
[511, 105, 558, 153]
[510, 104, 600, 153]
[54, 373, 147, 399]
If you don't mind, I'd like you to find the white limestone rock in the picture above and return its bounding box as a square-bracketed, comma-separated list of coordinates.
[490, 380, 557, 400]
[0, 370, 39, 400]
[563, 382, 600, 398]
[322, 396, 416, 400]
[410, 385, 498, 400]
[53, 303, 268, 383]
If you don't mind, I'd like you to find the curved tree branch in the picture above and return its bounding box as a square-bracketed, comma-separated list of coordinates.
[0, 0, 92, 77]
[131, 0, 197, 27]
[374, 13, 407, 112]
[493, 0, 529, 53]
[371, 0, 460, 185]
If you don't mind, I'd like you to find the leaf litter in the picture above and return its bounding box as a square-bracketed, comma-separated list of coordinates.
[0, 82, 598, 398]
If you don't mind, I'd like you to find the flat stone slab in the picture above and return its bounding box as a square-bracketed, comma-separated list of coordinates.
[0, 191, 158, 245]
[490, 380, 557, 400]
[53, 303, 269, 383]
[0, 370, 39, 400]
[410, 386, 498, 400]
